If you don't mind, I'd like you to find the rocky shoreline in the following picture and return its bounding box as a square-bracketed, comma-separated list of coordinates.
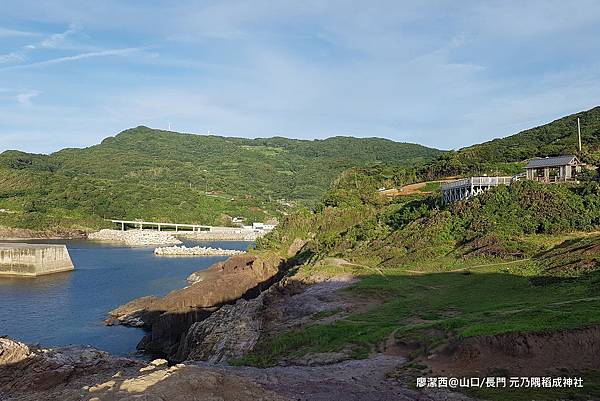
[0, 241, 480, 401]
[88, 229, 183, 246]
[0, 225, 86, 241]
[0, 335, 475, 401]
[106, 254, 285, 358]
[0, 337, 288, 401]
[154, 245, 246, 256]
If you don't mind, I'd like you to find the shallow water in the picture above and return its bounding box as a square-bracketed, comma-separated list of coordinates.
[0, 239, 253, 356]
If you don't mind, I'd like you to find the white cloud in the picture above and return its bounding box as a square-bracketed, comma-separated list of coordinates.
[35, 24, 78, 49]
[0, 52, 24, 64]
[1, 47, 144, 70]
[0, 24, 82, 66]
[0, 27, 39, 38]
[16, 90, 41, 105]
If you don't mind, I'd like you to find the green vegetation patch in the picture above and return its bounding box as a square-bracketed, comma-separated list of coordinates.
[0, 127, 440, 231]
[237, 261, 600, 367]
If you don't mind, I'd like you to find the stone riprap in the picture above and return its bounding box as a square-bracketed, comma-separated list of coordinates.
[0, 243, 74, 277]
[88, 229, 182, 246]
[154, 245, 245, 257]
[178, 229, 265, 241]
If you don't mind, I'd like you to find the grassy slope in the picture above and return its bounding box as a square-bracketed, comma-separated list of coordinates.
[240, 257, 600, 362]
[0, 126, 440, 231]
[242, 164, 600, 400]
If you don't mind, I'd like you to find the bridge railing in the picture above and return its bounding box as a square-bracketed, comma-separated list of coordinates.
[441, 176, 513, 191]
[441, 178, 471, 190]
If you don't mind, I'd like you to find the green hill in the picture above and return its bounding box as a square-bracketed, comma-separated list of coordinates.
[0, 126, 440, 231]
[420, 106, 600, 178]
[247, 135, 600, 383]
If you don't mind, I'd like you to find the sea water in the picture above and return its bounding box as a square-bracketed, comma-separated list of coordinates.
[0, 239, 253, 356]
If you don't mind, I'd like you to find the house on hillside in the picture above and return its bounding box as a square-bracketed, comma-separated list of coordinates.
[441, 155, 588, 203]
[524, 155, 585, 182]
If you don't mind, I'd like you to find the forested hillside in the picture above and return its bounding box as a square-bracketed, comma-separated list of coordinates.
[419, 106, 600, 179]
[247, 153, 600, 394]
[0, 126, 440, 231]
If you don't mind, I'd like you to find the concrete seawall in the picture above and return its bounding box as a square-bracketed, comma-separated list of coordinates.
[0, 243, 74, 277]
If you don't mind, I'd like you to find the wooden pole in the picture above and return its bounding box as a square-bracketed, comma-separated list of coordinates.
[578, 117, 582, 152]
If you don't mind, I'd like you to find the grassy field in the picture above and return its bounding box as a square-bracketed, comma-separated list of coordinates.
[236, 251, 600, 400]
[239, 256, 600, 364]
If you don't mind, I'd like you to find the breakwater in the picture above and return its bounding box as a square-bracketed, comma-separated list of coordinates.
[178, 228, 267, 241]
[154, 245, 246, 256]
[88, 229, 183, 246]
[0, 243, 74, 277]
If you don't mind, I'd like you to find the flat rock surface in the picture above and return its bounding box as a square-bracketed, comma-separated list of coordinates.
[202, 354, 474, 401]
[0, 339, 289, 401]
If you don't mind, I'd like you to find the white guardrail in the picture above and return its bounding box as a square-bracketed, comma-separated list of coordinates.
[441, 176, 513, 190]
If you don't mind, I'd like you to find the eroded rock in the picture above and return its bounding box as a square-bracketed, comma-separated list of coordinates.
[0, 337, 32, 365]
[176, 294, 265, 363]
[0, 338, 289, 401]
[107, 254, 283, 359]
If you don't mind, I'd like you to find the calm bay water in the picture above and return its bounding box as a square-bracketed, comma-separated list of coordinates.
[0, 239, 253, 356]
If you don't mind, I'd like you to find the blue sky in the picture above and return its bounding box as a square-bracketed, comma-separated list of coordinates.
[1, 1, 599, 153]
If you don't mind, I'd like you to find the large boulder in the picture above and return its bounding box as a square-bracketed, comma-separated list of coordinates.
[0, 337, 31, 365]
[175, 294, 265, 363]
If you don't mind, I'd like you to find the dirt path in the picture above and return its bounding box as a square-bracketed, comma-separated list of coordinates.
[393, 179, 457, 196]
[202, 355, 475, 401]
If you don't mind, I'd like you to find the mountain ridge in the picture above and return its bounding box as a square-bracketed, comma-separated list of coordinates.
[1, 106, 599, 232]
[0, 127, 440, 231]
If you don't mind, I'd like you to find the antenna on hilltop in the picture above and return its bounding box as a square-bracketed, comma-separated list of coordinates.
[168, 122, 172, 131]
[577, 117, 582, 152]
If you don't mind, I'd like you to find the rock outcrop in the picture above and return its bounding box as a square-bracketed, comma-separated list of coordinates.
[175, 294, 266, 363]
[0, 337, 289, 401]
[107, 254, 283, 359]
[88, 229, 182, 246]
[175, 273, 361, 365]
[0, 337, 139, 399]
[0, 337, 31, 365]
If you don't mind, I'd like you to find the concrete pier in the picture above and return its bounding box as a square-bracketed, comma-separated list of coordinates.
[0, 243, 74, 277]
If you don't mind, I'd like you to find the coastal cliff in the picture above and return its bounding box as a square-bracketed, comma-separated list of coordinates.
[107, 254, 284, 359]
